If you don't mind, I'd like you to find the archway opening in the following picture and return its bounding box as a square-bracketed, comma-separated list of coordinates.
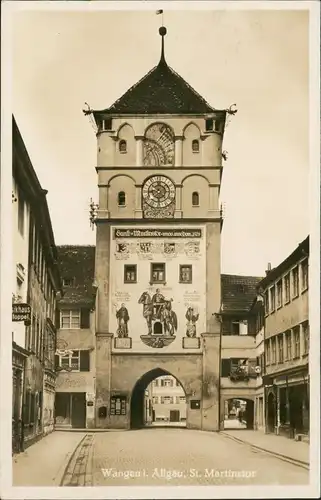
[223, 398, 254, 430]
[130, 368, 187, 430]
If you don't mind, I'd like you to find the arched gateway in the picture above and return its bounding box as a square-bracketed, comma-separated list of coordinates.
[87, 26, 230, 432]
[130, 368, 186, 429]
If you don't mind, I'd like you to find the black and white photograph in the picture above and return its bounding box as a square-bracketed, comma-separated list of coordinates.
[1, 1, 320, 498]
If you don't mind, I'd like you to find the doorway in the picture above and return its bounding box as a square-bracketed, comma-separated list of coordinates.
[223, 398, 254, 430]
[170, 410, 180, 422]
[71, 393, 86, 428]
[267, 392, 276, 433]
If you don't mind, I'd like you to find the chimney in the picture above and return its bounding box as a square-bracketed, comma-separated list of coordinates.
[265, 262, 272, 276]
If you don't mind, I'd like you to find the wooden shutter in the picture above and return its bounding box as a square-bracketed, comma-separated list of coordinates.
[80, 309, 90, 329]
[79, 350, 90, 372]
[221, 319, 231, 335]
[54, 354, 59, 370]
[248, 317, 256, 335]
[221, 359, 231, 377]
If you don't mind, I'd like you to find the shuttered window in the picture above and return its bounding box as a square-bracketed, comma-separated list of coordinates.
[221, 359, 231, 377]
[80, 309, 90, 329]
[80, 350, 90, 371]
[59, 308, 90, 329]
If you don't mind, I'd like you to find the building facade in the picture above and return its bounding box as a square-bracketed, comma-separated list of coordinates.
[220, 274, 264, 430]
[55, 246, 96, 429]
[87, 27, 235, 431]
[261, 236, 309, 440]
[12, 116, 61, 452]
[149, 375, 186, 423]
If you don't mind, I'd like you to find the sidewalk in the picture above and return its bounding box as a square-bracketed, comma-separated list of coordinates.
[221, 429, 309, 466]
[12, 431, 86, 486]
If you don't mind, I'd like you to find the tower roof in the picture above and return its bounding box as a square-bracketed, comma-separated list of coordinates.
[93, 27, 219, 116]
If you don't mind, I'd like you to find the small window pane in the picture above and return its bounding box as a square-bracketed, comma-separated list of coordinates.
[124, 265, 136, 283]
[192, 140, 199, 152]
[118, 191, 126, 206]
[192, 192, 199, 206]
[180, 265, 192, 283]
[119, 140, 127, 153]
[151, 263, 165, 283]
[205, 119, 213, 131]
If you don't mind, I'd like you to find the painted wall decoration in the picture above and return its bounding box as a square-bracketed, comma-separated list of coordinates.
[110, 226, 206, 352]
[115, 303, 130, 338]
[143, 124, 175, 167]
[185, 306, 199, 337]
[138, 289, 178, 348]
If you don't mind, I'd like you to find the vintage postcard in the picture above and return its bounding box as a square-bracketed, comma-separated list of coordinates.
[1, 1, 320, 499]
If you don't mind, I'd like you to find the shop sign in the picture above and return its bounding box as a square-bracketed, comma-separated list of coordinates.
[12, 303, 31, 322]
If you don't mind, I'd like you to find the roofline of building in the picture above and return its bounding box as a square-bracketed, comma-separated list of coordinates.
[257, 236, 309, 290]
[92, 111, 227, 117]
[12, 116, 62, 291]
[221, 273, 263, 280]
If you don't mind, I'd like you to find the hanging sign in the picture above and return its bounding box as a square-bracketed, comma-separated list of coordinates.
[12, 303, 31, 322]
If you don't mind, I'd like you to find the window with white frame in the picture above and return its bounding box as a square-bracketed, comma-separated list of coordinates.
[284, 273, 290, 303]
[265, 339, 271, 364]
[264, 291, 269, 315]
[302, 321, 309, 354]
[285, 330, 292, 360]
[161, 377, 173, 387]
[152, 396, 159, 404]
[301, 259, 308, 291]
[293, 326, 300, 358]
[179, 396, 186, 403]
[151, 263, 166, 283]
[271, 337, 276, 363]
[59, 350, 80, 370]
[278, 334, 284, 363]
[292, 266, 299, 298]
[276, 280, 283, 308]
[60, 309, 81, 329]
[270, 286, 276, 312]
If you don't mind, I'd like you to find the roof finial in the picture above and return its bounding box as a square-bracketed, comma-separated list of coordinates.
[159, 26, 167, 63]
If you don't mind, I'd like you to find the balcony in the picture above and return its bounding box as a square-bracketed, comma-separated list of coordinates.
[229, 365, 257, 382]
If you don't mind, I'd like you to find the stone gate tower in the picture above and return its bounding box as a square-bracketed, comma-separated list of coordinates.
[89, 27, 230, 431]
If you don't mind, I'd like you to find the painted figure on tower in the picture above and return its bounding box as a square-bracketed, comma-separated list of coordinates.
[116, 303, 130, 337]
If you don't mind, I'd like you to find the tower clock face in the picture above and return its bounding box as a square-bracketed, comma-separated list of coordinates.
[142, 176, 175, 209]
[143, 123, 175, 167]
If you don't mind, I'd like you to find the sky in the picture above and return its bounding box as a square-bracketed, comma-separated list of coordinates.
[10, 4, 310, 276]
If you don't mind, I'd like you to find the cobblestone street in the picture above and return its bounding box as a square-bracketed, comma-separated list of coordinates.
[93, 428, 308, 486]
[12, 428, 310, 487]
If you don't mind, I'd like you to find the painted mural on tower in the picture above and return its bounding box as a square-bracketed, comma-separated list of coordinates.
[110, 225, 206, 352]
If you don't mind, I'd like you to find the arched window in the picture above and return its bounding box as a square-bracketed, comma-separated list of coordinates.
[119, 140, 127, 153]
[192, 140, 199, 153]
[118, 191, 126, 206]
[192, 192, 199, 207]
[153, 322, 163, 334]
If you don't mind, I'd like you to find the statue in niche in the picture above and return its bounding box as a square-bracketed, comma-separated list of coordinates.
[116, 303, 129, 337]
[185, 306, 200, 337]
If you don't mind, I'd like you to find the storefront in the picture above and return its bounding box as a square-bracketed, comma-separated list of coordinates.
[264, 368, 309, 439]
[12, 342, 29, 454]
